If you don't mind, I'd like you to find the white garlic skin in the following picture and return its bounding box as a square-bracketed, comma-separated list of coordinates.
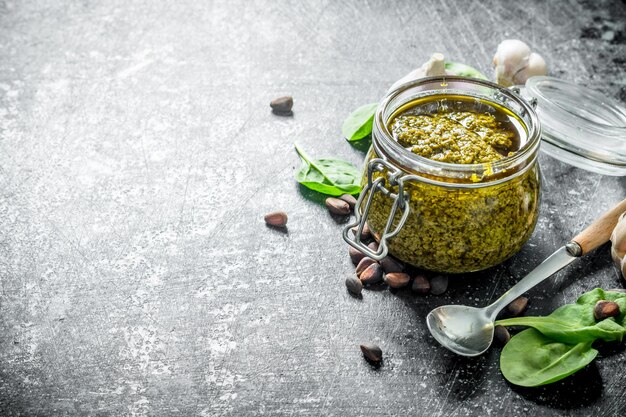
[610, 212, 626, 280]
[388, 52, 446, 93]
[512, 53, 547, 85]
[493, 40, 548, 87]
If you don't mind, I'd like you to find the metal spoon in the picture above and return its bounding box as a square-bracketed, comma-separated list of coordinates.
[426, 198, 626, 357]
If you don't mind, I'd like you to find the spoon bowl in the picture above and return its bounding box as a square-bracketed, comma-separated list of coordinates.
[426, 305, 494, 356]
[425, 246, 578, 356]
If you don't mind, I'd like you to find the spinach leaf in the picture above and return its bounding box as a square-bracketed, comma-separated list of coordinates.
[576, 288, 626, 316]
[294, 144, 361, 196]
[342, 103, 378, 142]
[497, 288, 626, 387]
[445, 62, 488, 80]
[500, 328, 598, 387]
[497, 315, 626, 344]
[497, 289, 626, 344]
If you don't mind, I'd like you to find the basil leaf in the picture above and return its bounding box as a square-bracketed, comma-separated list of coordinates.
[500, 328, 597, 387]
[294, 144, 361, 196]
[342, 103, 378, 142]
[445, 61, 488, 80]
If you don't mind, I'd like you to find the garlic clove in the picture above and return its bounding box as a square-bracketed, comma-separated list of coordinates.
[493, 39, 532, 87]
[611, 212, 626, 280]
[388, 53, 447, 93]
[512, 52, 548, 85]
[610, 212, 626, 256]
[527, 53, 548, 75]
[612, 246, 623, 267]
[422, 52, 446, 75]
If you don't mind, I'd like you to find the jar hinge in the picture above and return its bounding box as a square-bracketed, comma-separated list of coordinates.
[510, 85, 538, 109]
[342, 158, 411, 261]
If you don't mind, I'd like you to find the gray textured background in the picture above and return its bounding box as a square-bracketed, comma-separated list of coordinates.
[1, 0, 625, 416]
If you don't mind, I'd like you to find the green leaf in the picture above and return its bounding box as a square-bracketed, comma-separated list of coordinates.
[294, 144, 361, 196]
[496, 315, 626, 344]
[445, 61, 488, 80]
[500, 328, 597, 387]
[496, 289, 626, 344]
[342, 103, 378, 142]
[496, 288, 626, 387]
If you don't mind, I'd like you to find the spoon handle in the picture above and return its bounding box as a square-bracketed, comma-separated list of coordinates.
[484, 246, 576, 320]
[485, 198, 626, 320]
[570, 198, 626, 256]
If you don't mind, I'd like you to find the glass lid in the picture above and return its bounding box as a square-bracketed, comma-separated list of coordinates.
[517, 76, 626, 176]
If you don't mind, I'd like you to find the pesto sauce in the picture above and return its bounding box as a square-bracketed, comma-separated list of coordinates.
[365, 96, 539, 273]
[391, 97, 524, 164]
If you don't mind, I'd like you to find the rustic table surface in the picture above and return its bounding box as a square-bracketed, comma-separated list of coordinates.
[1, 0, 626, 416]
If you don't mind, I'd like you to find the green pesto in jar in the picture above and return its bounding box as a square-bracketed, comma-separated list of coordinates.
[365, 95, 540, 273]
[391, 96, 523, 164]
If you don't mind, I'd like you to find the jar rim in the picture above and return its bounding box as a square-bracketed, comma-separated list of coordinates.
[372, 76, 541, 183]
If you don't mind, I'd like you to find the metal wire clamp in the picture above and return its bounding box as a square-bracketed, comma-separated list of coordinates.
[342, 158, 410, 261]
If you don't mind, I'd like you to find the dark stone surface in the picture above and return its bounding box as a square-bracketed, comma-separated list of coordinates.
[1, 0, 625, 415]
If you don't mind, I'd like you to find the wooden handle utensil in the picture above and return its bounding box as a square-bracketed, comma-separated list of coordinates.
[570, 198, 626, 256]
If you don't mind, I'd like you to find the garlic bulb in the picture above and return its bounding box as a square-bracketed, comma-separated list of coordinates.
[493, 40, 548, 87]
[610, 212, 626, 280]
[388, 53, 446, 93]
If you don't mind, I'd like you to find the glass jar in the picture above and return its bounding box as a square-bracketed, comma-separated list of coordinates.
[343, 76, 542, 273]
